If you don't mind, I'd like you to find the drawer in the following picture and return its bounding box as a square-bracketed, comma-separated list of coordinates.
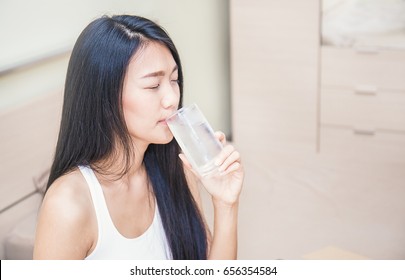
[320, 125, 405, 163]
[321, 46, 405, 91]
[320, 88, 405, 132]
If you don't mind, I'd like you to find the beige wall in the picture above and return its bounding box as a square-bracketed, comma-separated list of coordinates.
[0, 0, 231, 134]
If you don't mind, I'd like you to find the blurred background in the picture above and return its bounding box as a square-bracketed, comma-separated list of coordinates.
[1, 0, 404, 260]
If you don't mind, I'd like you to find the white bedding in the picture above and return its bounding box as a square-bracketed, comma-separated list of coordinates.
[322, 0, 405, 50]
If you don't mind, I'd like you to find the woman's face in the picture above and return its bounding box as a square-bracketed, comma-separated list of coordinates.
[122, 41, 180, 147]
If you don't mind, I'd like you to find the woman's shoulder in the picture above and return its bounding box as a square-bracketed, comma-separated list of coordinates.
[41, 168, 94, 225]
[34, 168, 97, 259]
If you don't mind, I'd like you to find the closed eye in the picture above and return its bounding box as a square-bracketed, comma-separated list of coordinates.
[146, 84, 160, 89]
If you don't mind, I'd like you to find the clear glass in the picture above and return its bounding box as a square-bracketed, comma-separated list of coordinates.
[166, 103, 223, 176]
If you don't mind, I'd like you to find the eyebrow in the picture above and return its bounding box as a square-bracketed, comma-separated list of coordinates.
[141, 65, 178, 78]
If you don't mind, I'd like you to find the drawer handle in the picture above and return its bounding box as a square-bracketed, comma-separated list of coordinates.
[353, 128, 375, 136]
[354, 85, 377, 96]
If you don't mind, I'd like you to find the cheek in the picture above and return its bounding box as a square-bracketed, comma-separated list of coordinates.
[122, 96, 144, 128]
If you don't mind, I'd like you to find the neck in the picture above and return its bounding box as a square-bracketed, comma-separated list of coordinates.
[127, 139, 150, 176]
[92, 139, 150, 182]
[94, 142, 151, 193]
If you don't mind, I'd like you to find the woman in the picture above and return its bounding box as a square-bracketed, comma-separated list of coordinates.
[34, 15, 243, 260]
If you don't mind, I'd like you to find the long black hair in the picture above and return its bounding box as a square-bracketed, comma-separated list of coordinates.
[47, 15, 207, 259]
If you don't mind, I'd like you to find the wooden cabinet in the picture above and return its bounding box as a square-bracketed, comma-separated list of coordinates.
[321, 47, 405, 90]
[230, 0, 319, 156]
[230, 0, 405, 163]
[229, 1, 405, 260]
[319, 47, 405, 161]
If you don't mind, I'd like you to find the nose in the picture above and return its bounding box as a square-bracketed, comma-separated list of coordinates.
[161, 82, 180, 109]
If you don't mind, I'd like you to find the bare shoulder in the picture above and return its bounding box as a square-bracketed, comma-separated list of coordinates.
[34, 168, 96, 259]
[43, 168, 93, 220]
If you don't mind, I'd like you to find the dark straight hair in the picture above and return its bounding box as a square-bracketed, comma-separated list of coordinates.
[47, 15, 207, 259]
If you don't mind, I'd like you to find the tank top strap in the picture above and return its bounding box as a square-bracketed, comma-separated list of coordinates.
[78, 165, 110, 245]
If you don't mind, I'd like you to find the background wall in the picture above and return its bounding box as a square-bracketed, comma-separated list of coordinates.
[0, 0, 231, 135]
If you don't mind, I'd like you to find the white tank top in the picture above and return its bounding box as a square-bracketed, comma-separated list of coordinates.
[79, 165, 172, 260]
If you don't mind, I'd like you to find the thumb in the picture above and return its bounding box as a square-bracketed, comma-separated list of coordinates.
[178, 153, 192, 169]
[178, 153, 200, 177]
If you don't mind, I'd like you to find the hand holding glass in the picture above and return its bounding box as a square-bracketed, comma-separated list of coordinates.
[166, 104, 223, 176]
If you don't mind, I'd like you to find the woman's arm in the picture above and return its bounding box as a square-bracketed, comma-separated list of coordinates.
[208, 200, 239, 259]
[181, 132, 244, 259]
[33, 172, 95, 259]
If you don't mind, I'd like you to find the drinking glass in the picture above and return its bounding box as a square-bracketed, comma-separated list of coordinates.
[166, 103, 223, 176]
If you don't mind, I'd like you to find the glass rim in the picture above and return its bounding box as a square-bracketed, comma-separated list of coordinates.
[166, 103, 199, 121]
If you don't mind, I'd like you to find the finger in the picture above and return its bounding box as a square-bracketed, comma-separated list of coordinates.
[219, 162, 241, 176]
[179, 154, 200, 178]
[218, 150, 241, 173]
[214, 144, 235, 167]
[179, 153, 192, 170]
[214, 131, 226, 145]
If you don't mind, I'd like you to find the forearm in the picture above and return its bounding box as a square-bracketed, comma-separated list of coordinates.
[207, 200, 239, 260]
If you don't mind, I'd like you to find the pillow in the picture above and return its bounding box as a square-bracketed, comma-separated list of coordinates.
[4, 168, 49, 259]
[4, 211, 38, 260]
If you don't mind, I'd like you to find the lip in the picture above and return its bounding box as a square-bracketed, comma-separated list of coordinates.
[157, 119, 168, 125]
[158, 112, 176, 125]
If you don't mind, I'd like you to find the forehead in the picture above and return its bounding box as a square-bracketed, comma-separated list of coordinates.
[127, 41, 177, 77]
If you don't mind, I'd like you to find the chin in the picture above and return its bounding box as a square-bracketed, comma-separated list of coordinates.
[154, 135, 174, 145]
